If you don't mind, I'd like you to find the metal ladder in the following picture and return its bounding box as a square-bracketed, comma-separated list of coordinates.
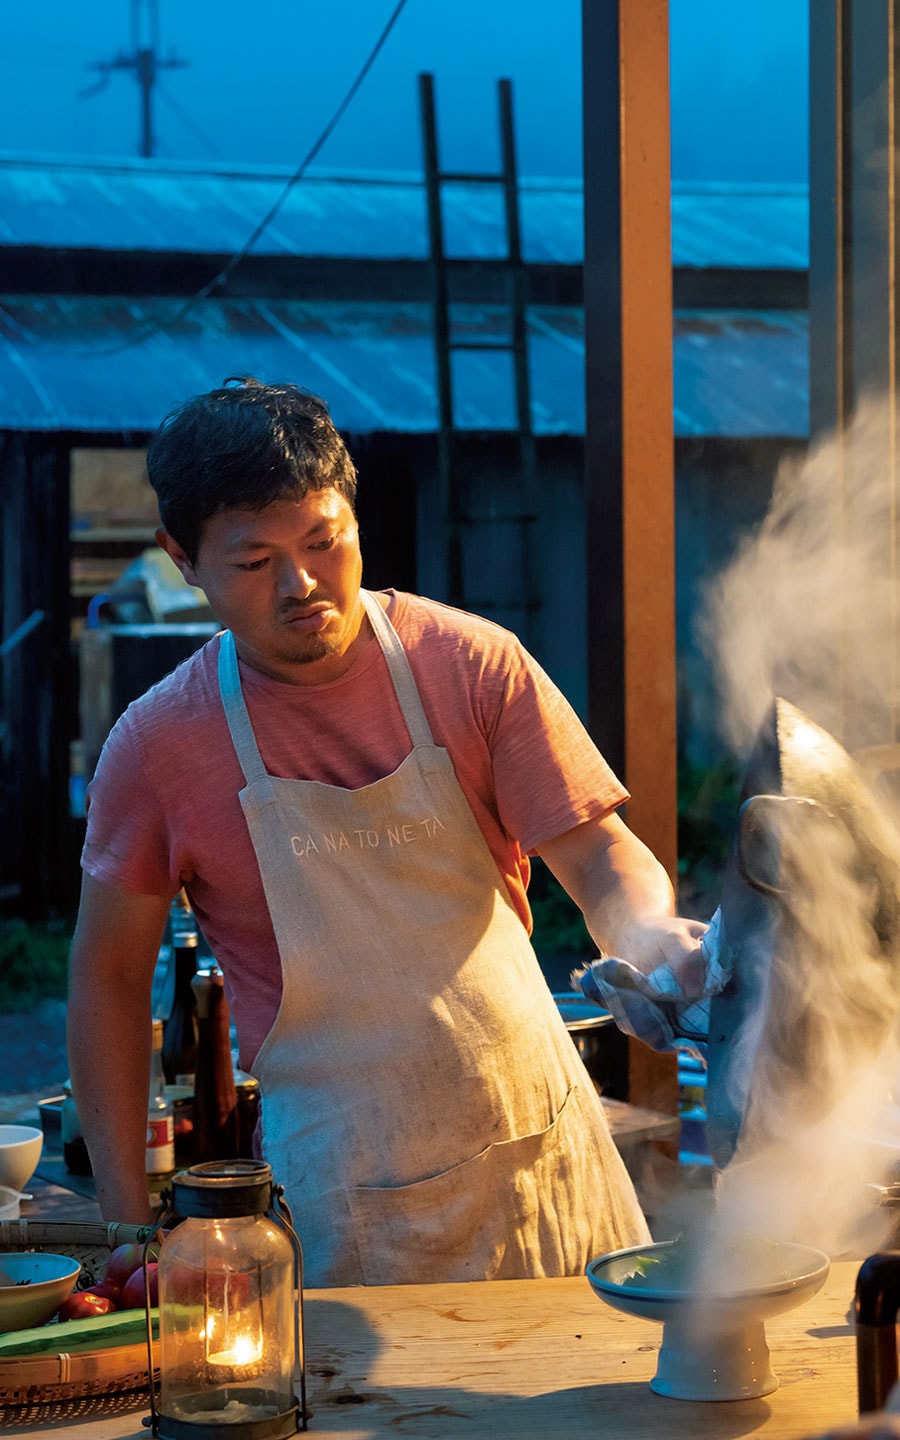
[418, 72, 540, 644]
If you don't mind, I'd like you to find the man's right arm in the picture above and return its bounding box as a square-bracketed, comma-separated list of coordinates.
[66, 872, 172, 1223]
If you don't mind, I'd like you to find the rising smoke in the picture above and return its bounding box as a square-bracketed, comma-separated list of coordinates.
[695, 397, 900, 1259]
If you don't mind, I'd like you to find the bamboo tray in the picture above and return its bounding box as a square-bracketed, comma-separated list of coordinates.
[0, 1220, 159, 1407]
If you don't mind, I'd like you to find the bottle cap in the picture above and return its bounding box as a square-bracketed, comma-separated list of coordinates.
[191, 966, 226, 1018]
[233, 1068, 260, 1094]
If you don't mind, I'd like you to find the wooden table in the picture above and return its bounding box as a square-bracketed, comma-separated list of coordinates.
[21, 1173, 101, 1225]
[0, 1261, 862, 1438]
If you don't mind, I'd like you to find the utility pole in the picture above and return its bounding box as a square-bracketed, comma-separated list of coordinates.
[82, 0, 188, 158]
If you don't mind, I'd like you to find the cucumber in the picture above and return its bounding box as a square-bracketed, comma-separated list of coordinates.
[0, 1309, 159, 1357]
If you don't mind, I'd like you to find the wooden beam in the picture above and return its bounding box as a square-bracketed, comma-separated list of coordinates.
[583, 0, 678, 1113]
[583, 0, 677, 876]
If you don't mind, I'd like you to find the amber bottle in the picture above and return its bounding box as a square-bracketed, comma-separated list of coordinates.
[190, 966, 238, 1162]
[161, 893, 200, 1086]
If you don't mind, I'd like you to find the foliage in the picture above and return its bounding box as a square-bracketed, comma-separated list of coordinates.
[0, 917, 73, 1012]
[529, 859, 592, 959]
[677, 756, 741, 914]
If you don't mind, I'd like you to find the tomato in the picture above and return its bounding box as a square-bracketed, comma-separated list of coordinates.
[120, 1262, 158, 1310]
[57, 1291, 116, 1321]
[88, 1279, 121, 1306]
[103, 1243, 145, 1289]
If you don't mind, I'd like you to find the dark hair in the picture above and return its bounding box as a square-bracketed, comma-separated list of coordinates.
[146, 377, 358, 563]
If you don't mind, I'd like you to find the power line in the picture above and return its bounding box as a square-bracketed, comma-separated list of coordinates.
[156, 83, 221, 159]
[51, 0, 411, 360]
[202, 0, 410, 298]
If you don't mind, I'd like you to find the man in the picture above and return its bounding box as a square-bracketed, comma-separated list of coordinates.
[68, 377, 706, 1286]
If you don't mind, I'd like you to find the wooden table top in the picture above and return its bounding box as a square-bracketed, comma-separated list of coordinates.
[0, 1260, 863, 1439]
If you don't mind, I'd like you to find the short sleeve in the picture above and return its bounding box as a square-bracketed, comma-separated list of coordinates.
[487, 643, 628, 854]
[81, 711, 178, 897]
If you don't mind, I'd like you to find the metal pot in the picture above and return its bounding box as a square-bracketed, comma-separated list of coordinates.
[553, 995, 626, 1097]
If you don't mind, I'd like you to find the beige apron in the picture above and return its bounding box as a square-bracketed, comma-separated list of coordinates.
[218, 590, 649, 1286]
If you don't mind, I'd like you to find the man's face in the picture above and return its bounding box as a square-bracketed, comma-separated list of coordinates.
[160, 488, 366, 685]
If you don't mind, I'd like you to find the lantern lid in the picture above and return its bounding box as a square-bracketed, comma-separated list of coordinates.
[171, 1159, 274, 1218]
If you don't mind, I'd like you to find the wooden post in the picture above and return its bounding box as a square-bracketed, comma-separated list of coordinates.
[582, 0, 679, 1113]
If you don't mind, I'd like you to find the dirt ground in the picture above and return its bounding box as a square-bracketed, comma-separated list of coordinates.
[0, 998, 68, 1123]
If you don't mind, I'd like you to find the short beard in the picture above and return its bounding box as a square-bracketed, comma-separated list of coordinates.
[289, 633, 332, 665]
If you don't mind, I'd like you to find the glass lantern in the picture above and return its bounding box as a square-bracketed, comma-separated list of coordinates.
[146, 1159, 307, 1437]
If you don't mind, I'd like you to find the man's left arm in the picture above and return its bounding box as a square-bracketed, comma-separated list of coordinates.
[536, 811, 708, 997]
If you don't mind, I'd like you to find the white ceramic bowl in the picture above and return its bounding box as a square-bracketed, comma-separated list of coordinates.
[0, 1252, 81, 1332]
[0, 1187, 29, 1221]
[586, 1238, 830, 1401]
[0, 1126, 43, 1193]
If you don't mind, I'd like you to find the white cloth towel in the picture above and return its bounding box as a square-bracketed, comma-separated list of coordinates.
[577, 908, 729, 1053]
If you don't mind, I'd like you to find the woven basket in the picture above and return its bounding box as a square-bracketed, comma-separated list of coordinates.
[0, 1219, 159, 1407]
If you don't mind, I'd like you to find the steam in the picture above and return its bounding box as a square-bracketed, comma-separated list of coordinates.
[701, 395, 899, 758]
[694, 396, 900, 1260]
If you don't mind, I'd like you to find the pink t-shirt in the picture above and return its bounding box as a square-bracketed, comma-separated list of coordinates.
[83, 590, 627, 1068]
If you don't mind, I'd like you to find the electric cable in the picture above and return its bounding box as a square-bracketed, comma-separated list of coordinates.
[1, 0, 410, 358]
[156, 84, 221, 159]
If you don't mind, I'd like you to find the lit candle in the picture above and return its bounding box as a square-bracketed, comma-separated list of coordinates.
[207, 1332, 264, 1370]
[202, 1313, 264, 1372]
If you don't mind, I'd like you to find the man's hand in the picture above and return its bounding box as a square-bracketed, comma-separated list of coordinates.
[611, 914, 710, 998]
[537, 812, 708, 994]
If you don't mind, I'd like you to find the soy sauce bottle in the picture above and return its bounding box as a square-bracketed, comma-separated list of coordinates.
[190, 966, 238, 1162]
[162, 891, 200, 1086]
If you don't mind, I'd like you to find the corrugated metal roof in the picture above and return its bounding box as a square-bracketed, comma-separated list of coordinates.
[0, 153, 809, 270]
[670, 183, 808, 270]
[0, 296, 809, 439]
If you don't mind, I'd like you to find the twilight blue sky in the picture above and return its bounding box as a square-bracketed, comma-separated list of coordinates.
[2, 0, 808, 182]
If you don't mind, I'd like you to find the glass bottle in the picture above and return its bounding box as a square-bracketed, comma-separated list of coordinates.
[191, 967, 238, 1163]
[147, 1017, 176, 1192]
[162, 891, 200, 1086]
[234, 1069, 261, 1160]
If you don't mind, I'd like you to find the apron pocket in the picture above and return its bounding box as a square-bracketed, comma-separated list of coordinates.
[346, 1085, 587, 1285]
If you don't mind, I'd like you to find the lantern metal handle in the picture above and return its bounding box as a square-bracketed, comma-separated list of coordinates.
[143, 1198, 177, 1435]
[270, 1183, 308, 1432]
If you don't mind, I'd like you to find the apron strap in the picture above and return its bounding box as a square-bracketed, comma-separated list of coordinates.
[360, 590, 435, 747]
[217, 630, 269, 785]
[218, 593, 435, 784]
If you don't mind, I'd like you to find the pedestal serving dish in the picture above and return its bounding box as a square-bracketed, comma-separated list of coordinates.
[586, 1238, 830, 1401]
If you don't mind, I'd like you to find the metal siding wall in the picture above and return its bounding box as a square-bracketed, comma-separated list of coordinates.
[0, 432, 75, 917]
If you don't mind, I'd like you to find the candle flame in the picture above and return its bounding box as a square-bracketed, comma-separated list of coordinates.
[208, 1331, 263, 1369]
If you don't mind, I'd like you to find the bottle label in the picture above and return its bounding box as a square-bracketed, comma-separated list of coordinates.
[146, 1114, 175, 1172]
